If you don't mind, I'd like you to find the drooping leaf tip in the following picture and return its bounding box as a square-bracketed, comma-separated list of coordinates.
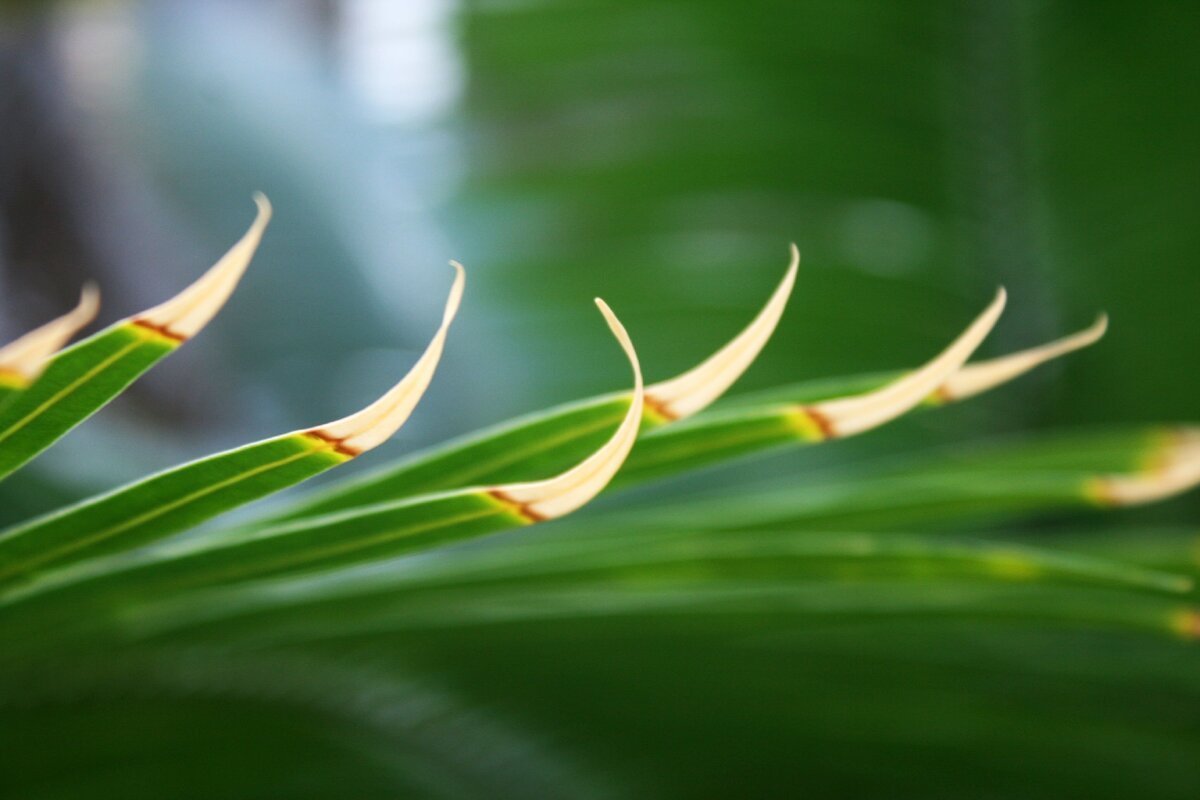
[1085, 427, 1200, 507]
[934, 309, 1108, 405]
[0, 283, 102, 385]
[643, 245, 798, 420]
[487, 298, 644, 522]
[307, 262, 465, 456]
[796, 288, 1006, 438]
[132, 194, 272, 342]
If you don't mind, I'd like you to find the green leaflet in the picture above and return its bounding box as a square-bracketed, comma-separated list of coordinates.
[0, 380, 21, 416]
[0, 490, 531, 650]
[0, 256, 467, 590]
[605, 426, 1179, 534]
[0, 196, 269, 482]
[4, 470, 1196, 654]
[106, 529, 1198, 649]
[259, 373, 905, 525]
[0, 433, 351, 592]
[0, 323, 178, 480]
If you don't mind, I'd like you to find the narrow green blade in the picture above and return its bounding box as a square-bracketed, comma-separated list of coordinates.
[0, 434, 349, 591]
[0, 197, 269, 480]
[608, 426, 1195, 533]
[260, 376, 926, 523]
[76, 529, 1200, 651]
[0, 323, 179, 479]
[0, 381, 21, 417]
[0, 260, 466, 590]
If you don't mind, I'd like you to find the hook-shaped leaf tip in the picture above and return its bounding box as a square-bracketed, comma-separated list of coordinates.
[0, 284, 101, 386]
[132, 192, 272, 342]
[488, 298, 644, 522]
[933, 313, 1108, 403]
[790, 287, 1007, 440]
[307, 261, 465, 457]
[1086, 427, 1200, 507]
[645, 243, 799, 421]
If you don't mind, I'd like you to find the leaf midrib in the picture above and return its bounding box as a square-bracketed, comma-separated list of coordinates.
[0, 447, 319, 584]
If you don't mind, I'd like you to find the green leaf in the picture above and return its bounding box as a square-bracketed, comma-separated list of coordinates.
[607, 426, 1197, 534]
[0, 199, 269, 480]
[121, 527, 1195, 646]
[0, 285, 100, 418]
[0, 381, 21, 416]
[0, 261, 465, 591]
[0, 323, 179, 480]
[0, 435, 349, 592]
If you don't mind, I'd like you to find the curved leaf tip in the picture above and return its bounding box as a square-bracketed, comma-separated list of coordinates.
[0, 284, 101, 386]
[645, 243, 799, 421]
[934, 312, 1109, 403]
[1087, 427, 1200, 507]
[488, 297, 644, 521]
[791, 287, 1008, 439]
[307, 261, 465, 456]
[132, 192, 272, 342]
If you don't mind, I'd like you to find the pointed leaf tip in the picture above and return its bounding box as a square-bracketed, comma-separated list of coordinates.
[132, 194, 272, 342]
[798, 288, 1007, 438]
[937, 311, 1108, 403]
[309, 261, 466, 456]
[1089, 427, 1200, 507]
[645, 244, 799, 420]
[0, 284, 101, 384]
[490, 299, 645, 521]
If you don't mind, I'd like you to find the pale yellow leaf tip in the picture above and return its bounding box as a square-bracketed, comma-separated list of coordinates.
[488, 297, 645, 522]
[645, 243, 799, 421]
[0, 284, 101, 385]
[308, 261, 465, 457]
[1088, 427, 1200, 507]
[794, 287, 1007, 439]
[935, 312, 1108, 403]
[133, 192, 272, 342]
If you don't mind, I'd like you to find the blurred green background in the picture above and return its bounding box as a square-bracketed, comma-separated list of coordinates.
[1, 1, 1198, 797]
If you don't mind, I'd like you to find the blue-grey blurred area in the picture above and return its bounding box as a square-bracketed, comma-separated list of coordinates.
[0, 0, 1197, 519]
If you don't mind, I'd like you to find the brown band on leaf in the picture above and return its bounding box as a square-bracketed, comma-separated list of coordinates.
[1084, 478, 1119, 508]
[132, 318, 188, 343]
[0, 368, 27, 386]
[643, 392, 681, 423]
[305, 429, 363, 458]
[800, 406, 837, 439]
[930, 385, 956, 404]
[487, 488, 548, 524]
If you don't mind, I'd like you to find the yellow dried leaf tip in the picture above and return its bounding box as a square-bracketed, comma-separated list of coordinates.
[307, 261, 465, 457]
[0, 284, 101, 387]
[489, 298, 645, 522]
[792, 288, 1008, 439]
[133, 193, 272, 342]
[646, 243, 799, 421]
[1087, 427, 1200, 507]
[934, 313, 1108, 403]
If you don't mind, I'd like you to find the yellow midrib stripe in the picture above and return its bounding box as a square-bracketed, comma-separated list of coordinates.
[0, 339, 144, 448]
[0, 446, 322, 584]
[432, 411, 627, 489]
[170, 503, 507, 591]
[620, 415, 797, 473]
